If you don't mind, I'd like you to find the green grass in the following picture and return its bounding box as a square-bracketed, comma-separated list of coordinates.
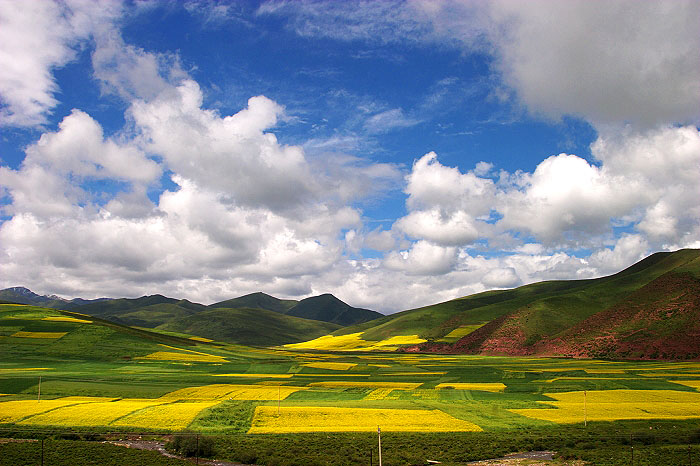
[332, 249, 700, 350]
[157, 307, 342, 346]
[2, 300, 700, 466]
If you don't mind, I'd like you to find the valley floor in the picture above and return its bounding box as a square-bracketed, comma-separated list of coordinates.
[2, 303, 700, 464]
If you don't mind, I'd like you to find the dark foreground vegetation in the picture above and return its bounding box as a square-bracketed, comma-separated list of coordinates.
[2, 420, 700, 465]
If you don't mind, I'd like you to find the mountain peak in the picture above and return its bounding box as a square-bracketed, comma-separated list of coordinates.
[4, 286, 38, 297]
[287, 294, 382, 326]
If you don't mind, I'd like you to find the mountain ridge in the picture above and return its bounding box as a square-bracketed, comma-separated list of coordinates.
[399, 249, 700, 359]
[0, 287, 383, 330]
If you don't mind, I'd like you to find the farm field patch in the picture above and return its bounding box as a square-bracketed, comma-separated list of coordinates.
[113, 401, 221, 429]
[160, 384, 306, 401]
[435, 383, 506, 392]
[511, 389, 700, 423]
[11, 331, 67, 339]
[18, 399, 168, 426]
[247, 406, 483, 433]
[137, 351, 228, 363]
[3, 303, 700, 434]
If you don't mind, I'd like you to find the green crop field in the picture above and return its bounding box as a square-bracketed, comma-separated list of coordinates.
[2, 303, 700, 464]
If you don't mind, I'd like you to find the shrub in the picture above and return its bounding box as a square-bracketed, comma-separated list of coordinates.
[167, 433, 216, 458]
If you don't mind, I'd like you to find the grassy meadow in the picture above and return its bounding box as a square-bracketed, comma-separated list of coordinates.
[2, 303, 700, 464]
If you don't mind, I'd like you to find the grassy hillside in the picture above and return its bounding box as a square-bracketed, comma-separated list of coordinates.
[108, 303, 202, 328]
[538, 266, 700, 359]
[0, 304, 217, 365]
[209, 292, 297, 313]
[76, 295, 182, 316]
[313, 249, 700, 357]
[410, 249, 700, 357]
[157, 307, 342, 346]
[286, 294, 384, 326]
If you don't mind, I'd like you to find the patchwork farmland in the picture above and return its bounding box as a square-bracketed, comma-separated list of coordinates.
[2, 303, 700, 464]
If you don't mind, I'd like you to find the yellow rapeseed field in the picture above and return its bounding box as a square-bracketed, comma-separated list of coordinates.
[286, 332, 426, 351]
[41, 316, 92, 323]
[57, 396, 116, 402]
[545, 377, 640, 383]
[285, 332, 368, 350]
[189, 336, 214, 342]
[137, 351, 228, 363]
[308, 381, 421, 389]
[11, 331, 67, 339]
[302, 362, 357, 371]
[435, 383, 507, 392]
[0, 399, 94, 423]
[584, 369, 627, 374]
[437, 324, 484, 342]
[511, 389, 700, 423]
[0, 367, 51, 373]
[114, 401, 220, 430]
[210, 374, 293, 378]
[19, 399, 167, 426]
[161, 384, 305, 401]
[364, 335, 427, 348]
[248, 406, 482, 433]
[363, 388, 395, 400]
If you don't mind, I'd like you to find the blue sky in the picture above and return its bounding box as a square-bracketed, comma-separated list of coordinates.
[0, 0, 698, 312]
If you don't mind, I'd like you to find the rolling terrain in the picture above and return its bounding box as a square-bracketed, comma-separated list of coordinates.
[292, 249, 700, 359]
[2, 300, 700, 464]
[0, 289, 383, 346]
[405, 249, 700, 358]
[156, 307, 342, 346]
[3, 249, 698, 358]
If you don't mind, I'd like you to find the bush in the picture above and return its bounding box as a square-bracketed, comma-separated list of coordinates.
[167, 434, 216, 458]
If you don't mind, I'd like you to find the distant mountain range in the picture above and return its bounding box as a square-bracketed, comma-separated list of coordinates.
[0, 287, 384, 346]
[3, 248, 699, 359]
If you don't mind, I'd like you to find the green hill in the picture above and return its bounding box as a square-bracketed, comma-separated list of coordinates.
[0, 304, 214, 364]
[286, 294, 383, 326]
[75, 294, 183, 316]
[209, 292, 297, 313]
[0, 287, 108, 310]
[107, 302, 204, 328]
[313, 249, 700, 359]
[403, 249, 700, 358]
[156, 307, 341, 346]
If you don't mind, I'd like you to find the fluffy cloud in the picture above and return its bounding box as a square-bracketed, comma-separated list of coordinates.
[488, 0, 700, 126]
[0, 109, 159, 218]
[0, 0, 121, 126]
[384, 240, 458, 275]
[92, 27, 185, 102]
[130, 81, 317, 212]
[0, 74, 366, 305]
[392, 124, 700, 251]
[497, 153, 635, 243]
[1, 1, 698, 315]
[263, 0, 700, 126]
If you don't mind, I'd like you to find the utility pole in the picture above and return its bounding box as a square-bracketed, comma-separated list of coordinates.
[378, 426, 382, 466]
